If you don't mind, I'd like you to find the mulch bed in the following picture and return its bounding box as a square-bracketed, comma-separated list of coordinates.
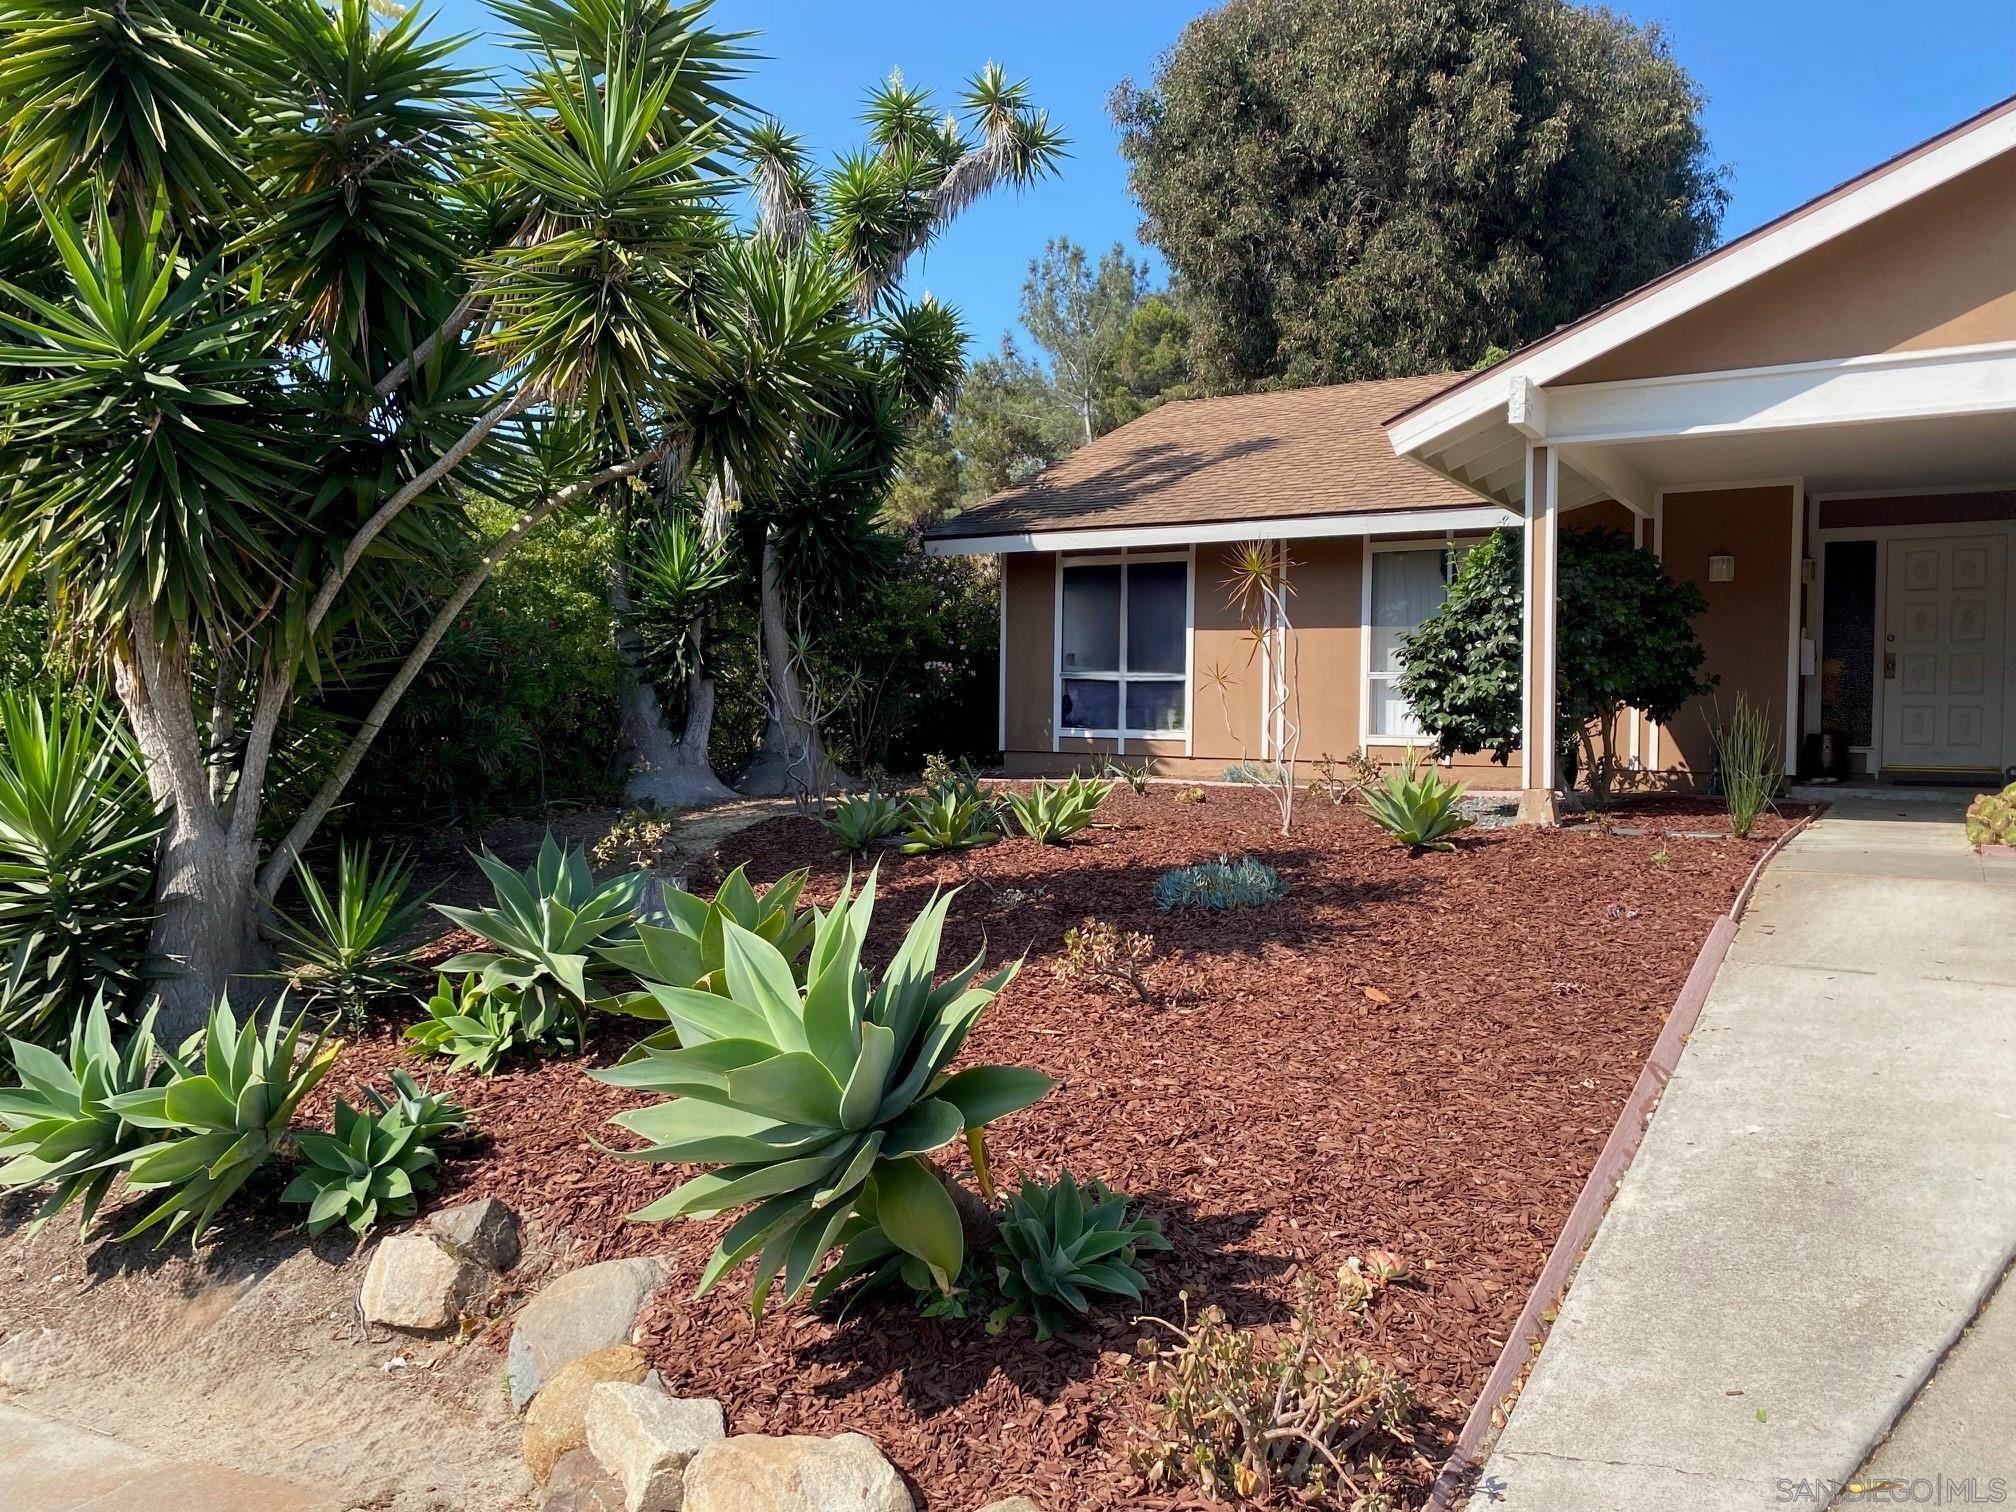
[317, 787, 1772, 1509]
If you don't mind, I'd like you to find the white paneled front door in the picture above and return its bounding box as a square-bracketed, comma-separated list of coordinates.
[1881, 534, 2007, 773]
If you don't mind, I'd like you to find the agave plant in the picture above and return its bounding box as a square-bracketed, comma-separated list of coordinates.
[596, 864, 816, 1020]
[595, 870, 1052, 1314]
[404, 973, 551, 1074]
[281, 1074, 469, 1238]
[899, 791, 998, 856]
[0, 686, 162, 1045]
[267, 841, 427, 1026]
[988, 1170, 1168, 1340]
[107, 998, 339, 1245]
[820, 792, 906, 855]
[0, 998, 172, 1231]
[1360, 765, 1472, 854]
[436, 833, 650, 1032]
[1005, 775, 1111, 844]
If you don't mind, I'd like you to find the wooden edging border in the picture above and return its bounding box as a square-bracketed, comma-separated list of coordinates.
[1423, 812, 1815, 1511]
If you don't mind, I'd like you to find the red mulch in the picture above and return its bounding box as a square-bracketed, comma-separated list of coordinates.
[316, 788, 1771, 1509]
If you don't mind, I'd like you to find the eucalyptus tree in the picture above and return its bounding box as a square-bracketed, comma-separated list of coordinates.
[0, 0, 854, 1034]
[730, 72, 1065, 795]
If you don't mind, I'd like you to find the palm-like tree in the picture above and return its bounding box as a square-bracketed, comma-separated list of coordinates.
[0, 0, 851, 1033]
[729, 71, 1065, 795]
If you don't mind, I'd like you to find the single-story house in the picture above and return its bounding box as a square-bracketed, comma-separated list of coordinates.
[924, 93, 2016, 821]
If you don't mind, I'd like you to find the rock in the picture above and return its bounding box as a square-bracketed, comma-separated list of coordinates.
[524, 1346, 651, 1485]
[541, 1448, 627, 1512]
[586, 1384, 724, 1512]
[508, 1257, 665, 1412]
[974, 1501, 1042, 1512]
[428, 1196, 521, 1271]
[358, 1230, 475, 1333]
[681, 1433, 913, 1512]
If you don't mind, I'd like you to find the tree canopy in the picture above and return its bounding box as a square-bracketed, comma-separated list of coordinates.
[1110, 0, 1727, 390]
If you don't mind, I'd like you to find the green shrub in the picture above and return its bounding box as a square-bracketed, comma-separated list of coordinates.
[988, 1170, 1168, 1340]
[0, 997, 171, 1231]
[281, 1072, 468, 1238]
[1361, 765, 1471, 853]
[1711, 694, 1780, 839]
[1153, 855, 1286, 911]
[267, 842, 426, 1028]
[1968, 782, 2016, 848]
[108, 999, 338, 1246]
[405, 973, 560, 1073]
[597, 864, 815, 1019]
[596, 871, 1053, 1315]
[900, 791, 999, 855]
[1006, 775, 1111, 844]
[821, 793, 907, 854]
[0, 686, 161, 1047]
[435, 833, 650, 1038]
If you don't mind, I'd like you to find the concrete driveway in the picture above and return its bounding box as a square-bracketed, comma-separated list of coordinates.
[1476, 797, 2016, 1511]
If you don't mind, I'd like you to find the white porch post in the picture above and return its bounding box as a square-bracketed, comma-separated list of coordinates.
[1519, 443, 1561, 824]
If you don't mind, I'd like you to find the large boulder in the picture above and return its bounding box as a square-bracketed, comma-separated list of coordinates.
[429, 1196, 521, 1271]
[524, 1346, 651, 1485]
[358, 1230, 476, 1334]
[585, 1383, 724, 1512]
[681, 1433, 913, 1512]
[508, 1257, 666, 1412]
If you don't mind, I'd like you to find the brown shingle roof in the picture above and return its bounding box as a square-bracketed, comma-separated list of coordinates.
[924, 373, 1481, 541]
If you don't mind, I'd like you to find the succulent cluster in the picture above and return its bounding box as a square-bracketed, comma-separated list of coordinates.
[1360, 763, 1471, 853]
[1153, 855, 1286, 911]
[1006, 776, 1111, 844]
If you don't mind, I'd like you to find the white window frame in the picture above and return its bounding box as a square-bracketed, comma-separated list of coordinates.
[1361, 536, 1472, 746]
[1053, 550, 1193, 751]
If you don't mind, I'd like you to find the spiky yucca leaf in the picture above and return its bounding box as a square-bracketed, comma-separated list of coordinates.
[0, 998, 171, 1231]
[595, 869, 1051, 1314]
[106, 998, 338, 1245]
[267, 840, 426, 1026]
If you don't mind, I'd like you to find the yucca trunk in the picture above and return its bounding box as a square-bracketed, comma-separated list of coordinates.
[740, 533, 843, 798]
[616, 618, 735, 807]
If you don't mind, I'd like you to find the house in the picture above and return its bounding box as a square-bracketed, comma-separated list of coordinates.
[924, 93, 2016, 820]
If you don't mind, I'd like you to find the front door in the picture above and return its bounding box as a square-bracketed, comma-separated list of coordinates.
[1881, 534, 2007, 775]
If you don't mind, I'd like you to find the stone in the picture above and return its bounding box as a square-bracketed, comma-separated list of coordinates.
[681, 1433, 913, 1512]
[524, 1346, 650, 1485]
[540, 1449, 626, 1512]
[585, 1384, 723, 1512]
[427, 1196, 521, 1271]
[974, 1501, 1042, 1512]
[508, 1257, 665, 1412]
[358, 1230, 475, 1334]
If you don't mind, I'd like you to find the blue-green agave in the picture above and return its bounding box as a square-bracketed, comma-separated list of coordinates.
[595, 870, 1052, 1314]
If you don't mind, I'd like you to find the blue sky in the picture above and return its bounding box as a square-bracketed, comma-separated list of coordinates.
[436, 0, 2016, 354]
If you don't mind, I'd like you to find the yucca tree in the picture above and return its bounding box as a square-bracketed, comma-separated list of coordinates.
[728, 72, 1065, 796]
[0, 0, 858, 1035]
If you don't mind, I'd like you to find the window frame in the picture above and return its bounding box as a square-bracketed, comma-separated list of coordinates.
[1361, 537, 1473, 746]
[1053, 549, 1195, 753]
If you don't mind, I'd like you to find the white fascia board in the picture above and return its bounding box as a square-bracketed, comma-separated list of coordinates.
[1542, 340, 2016, 445]
[1387, 105, 2016, 458]
[922, 504, 1517, 557]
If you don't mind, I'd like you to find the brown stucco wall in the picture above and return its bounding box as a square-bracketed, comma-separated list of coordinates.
[1819, 491, 2016, 531]
[1001, 552, 1055, 752]
[1654, 485, 1797, 776]
[1560, 151, 2016, 385]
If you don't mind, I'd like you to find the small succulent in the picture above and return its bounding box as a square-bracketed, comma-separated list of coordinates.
[1360, 766, 1471, 853]
[282, 1075, 469, 1237]
[821, 793, 907, 855]
[266, 841, 427, 1027]
[0, 997, 172, 1231]
[1153, 855, 1286, 911]
[108, 998, 338, 1245]
[899, 791, 998, 855]
[1967, 782, 2016, 848]
[404, 973, 554, 1074]
[1005, 775, 1111, 844]
[988, 1170, 1168, 1340]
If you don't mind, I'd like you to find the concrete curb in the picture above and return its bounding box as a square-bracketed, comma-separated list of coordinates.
[1424, 814, 1814, 1511]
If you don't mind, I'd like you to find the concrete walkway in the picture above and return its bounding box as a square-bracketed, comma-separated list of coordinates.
[0, 1403, 337, 1511]
[1477, 798, 2016, 1511]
